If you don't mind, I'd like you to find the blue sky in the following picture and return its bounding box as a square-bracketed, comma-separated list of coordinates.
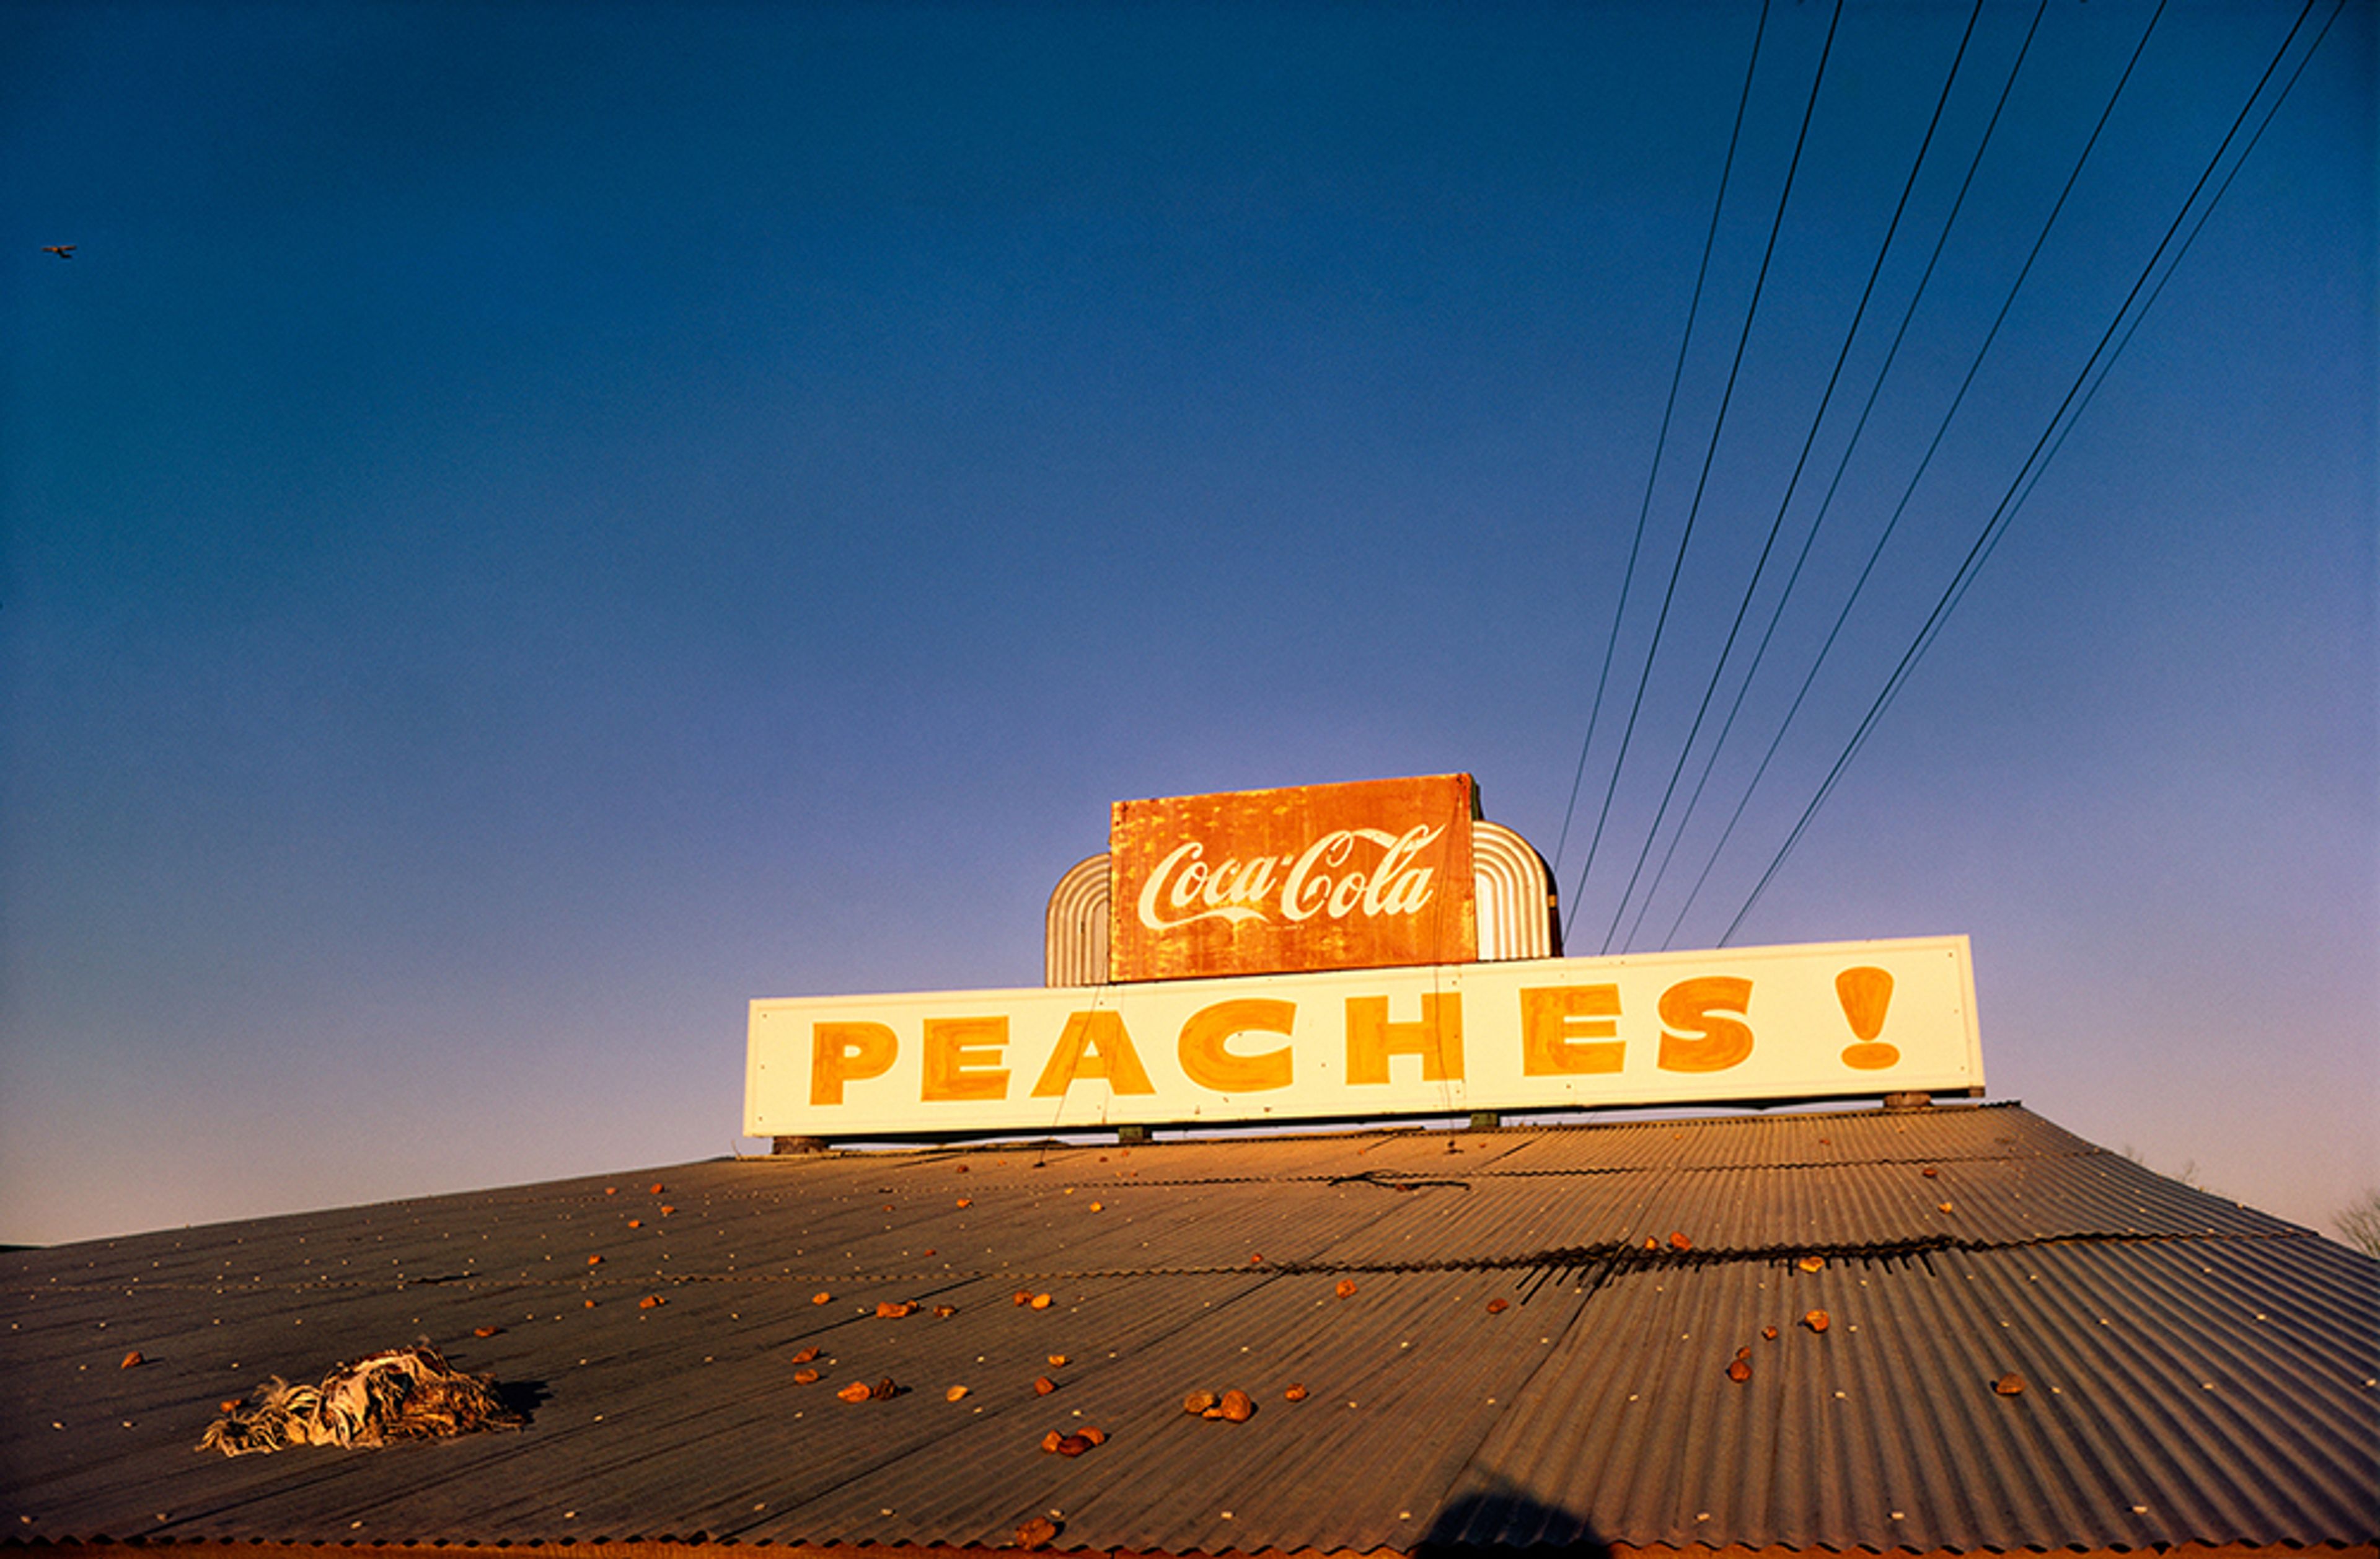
[4, 1, 2372, 1247]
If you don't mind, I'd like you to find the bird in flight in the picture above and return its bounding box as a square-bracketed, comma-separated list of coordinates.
[43, 245, 74, 259]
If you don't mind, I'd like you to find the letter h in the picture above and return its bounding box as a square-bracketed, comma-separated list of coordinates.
[1346, 993, 1463, 1085]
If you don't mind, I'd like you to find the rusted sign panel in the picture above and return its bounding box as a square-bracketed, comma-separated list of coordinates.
[1108, 774, 1479, 981]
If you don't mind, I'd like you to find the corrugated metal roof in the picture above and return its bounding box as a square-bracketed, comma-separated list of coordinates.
[4, 1102, 2374, 1553]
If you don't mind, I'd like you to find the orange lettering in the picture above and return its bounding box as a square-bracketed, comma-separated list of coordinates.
[1178, 999, 1295, 1092]
[1031, 1010, 1157, 1097]
[1520, 984, 1623, 1075]
[922, 1016, 1010, 1102]
[811, 1022, 896, 1105]
[1655, 976, 1753, 1072]
[1346, 992, 1463, 1085]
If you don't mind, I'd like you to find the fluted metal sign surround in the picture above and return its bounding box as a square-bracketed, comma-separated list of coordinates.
[746, 935, 1983, 1138]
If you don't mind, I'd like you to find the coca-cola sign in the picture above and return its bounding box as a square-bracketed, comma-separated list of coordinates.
[1109, 775, 1478, 981]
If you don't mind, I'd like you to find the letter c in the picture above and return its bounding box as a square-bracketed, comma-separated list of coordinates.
[1178, 999, 1295, 1092]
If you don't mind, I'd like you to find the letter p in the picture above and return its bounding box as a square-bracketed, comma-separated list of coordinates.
[812, 1022, 897, 1105]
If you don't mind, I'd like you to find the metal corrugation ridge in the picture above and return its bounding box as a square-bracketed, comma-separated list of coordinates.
[1433, 1258, 1817, 1550]
[692, 1132, 2293, 1281]
[1439, 1237, 2378, 1552]
[8, 1111, 2375, 1555]
[717, 1160, 1436, 1279]
[1297, 1177, 1631, 1271]
[1483, 1102, 2081, 1175]
[733, 1264, 1599, 1556]
[0, 1162, 774, 1302]
[4, 1260, 1276, 1545]
[1972, 1237, 2378, 1542]
[2, 1160, 1556, 1547]
[932, 1177, 1393, 1276]
[1307, 1154, 2308, 1268]
[47, 1548, 2380, 1559]
[804, 1131, 1468, 1189]
[168, 1268, 1593, 1553]
[376, 1267, 1295, 1550]
[775, 1108, 2054, 1191]
[1086, 1126, 1543, 1186]
[1092, 1128, 1530, 1186]
[810, 1107, 2047, 1196]
[1061, 1266, 1598, 1555]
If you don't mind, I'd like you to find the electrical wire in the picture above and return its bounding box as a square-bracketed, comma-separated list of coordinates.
[1636, 0, 2053, 949]
[1569, 0, 1845, 933]
[1946, 0, 2348, 648]
[1551, 0, 1774, 881]
[1715, 0, 2327, 948]
[1658, 0, 2170, 944]
[1600, 0, 1988, 955]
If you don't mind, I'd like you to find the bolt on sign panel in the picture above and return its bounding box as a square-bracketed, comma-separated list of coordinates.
[1108, 774, 1480, 982]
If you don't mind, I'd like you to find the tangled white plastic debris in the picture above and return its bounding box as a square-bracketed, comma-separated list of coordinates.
[198, 1343, 521, 1455]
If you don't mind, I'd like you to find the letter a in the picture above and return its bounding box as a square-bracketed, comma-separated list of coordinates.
[1031, 1010, 1157, 1097]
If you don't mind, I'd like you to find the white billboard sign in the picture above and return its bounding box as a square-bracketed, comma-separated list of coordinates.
[746, 935, 1980, 1137]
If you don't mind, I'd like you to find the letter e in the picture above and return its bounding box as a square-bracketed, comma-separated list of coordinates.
[1520, 985, 1623, 1075]
[922, 1016, 1011, 1102]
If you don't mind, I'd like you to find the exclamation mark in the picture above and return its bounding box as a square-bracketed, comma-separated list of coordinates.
[1836, 966, 1899, 1070]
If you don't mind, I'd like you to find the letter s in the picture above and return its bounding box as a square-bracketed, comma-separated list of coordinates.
[1655, 976, 1753, 1072]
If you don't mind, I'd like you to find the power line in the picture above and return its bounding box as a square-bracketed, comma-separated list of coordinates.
[1603, 0, 1988, 954]
[1657, 0, 2169, 945]
[1644, 0, 2054, 949]
[1570, 0, 1845, 942]
[1551, 0, 1773, 881]
[1716, 0, 2326, 948]
[1950, 0, 2349, 642]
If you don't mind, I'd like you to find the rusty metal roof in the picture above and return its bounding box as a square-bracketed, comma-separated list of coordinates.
[4, 1102, 2374, 1552]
